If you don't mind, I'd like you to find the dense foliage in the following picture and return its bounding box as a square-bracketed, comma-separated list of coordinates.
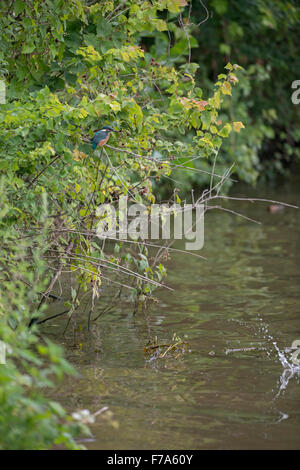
[0, 0, 243, 308]
[0, 0, 245, 449]
[0, 183, 88, 449]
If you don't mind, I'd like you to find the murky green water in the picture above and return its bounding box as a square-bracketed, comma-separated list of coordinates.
[44, 176, 300, 450]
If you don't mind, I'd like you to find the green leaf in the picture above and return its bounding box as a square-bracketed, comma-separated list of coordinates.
[218, 123, 232, 137]
[14, 0, 26, 15]
[201, 110, 211, 129]
[155, 19, 168, 32]
[22, 43, 35, 54]
[96, 17, 113, 37]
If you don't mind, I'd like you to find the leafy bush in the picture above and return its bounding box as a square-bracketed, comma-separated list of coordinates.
[0, 0, 243, 307]
[0, 182, 87, 449]
[0, 0, 248, 449]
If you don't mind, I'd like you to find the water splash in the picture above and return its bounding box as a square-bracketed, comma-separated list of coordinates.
[226, 315, 300, 399]
[272, 341, 300, 398]
[256, 316, 300, 398]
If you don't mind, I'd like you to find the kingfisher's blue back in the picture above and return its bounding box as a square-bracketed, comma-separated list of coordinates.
[91, 130, 107, 149]
[91, 126, 116, 149]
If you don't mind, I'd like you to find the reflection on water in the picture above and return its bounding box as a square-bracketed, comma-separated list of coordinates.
[44, 176, 300, 450]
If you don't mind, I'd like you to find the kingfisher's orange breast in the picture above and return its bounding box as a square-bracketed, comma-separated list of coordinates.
[97, 134, 110, 147]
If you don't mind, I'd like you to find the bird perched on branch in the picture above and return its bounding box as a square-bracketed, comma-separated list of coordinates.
[91, 126, 116, 149]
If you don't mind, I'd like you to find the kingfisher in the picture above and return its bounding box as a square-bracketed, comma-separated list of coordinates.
[91, 126, 116, 149]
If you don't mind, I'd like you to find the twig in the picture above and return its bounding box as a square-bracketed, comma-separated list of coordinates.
[194, 0, 209, 28]
[206, 205, 262, 225]
[211, 195, 298, 209]
[37, 241, 74, 310]
[27, 155, 63, 189]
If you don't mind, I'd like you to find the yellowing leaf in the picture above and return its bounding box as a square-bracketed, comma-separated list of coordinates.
[179, 97, 208, 111]
[193, 99, 208, 111]
[166, 0, 182, 13]
[221, 81, 232, 96]
[79, 108, 88, 118]
[224, 62, 233, 71]
[210, 90, 221, 109]
[200, 136, 214, 148]
[156, 19, 168, 31]
[228, 74, 238, 83]
[73, 149, 88, 161]
[121, 51, 130, 61]
[233, 121, 245, 132]
[110, 101, 121, 112]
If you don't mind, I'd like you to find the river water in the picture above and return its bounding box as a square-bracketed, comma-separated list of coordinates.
[44, 176, 300, 450]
